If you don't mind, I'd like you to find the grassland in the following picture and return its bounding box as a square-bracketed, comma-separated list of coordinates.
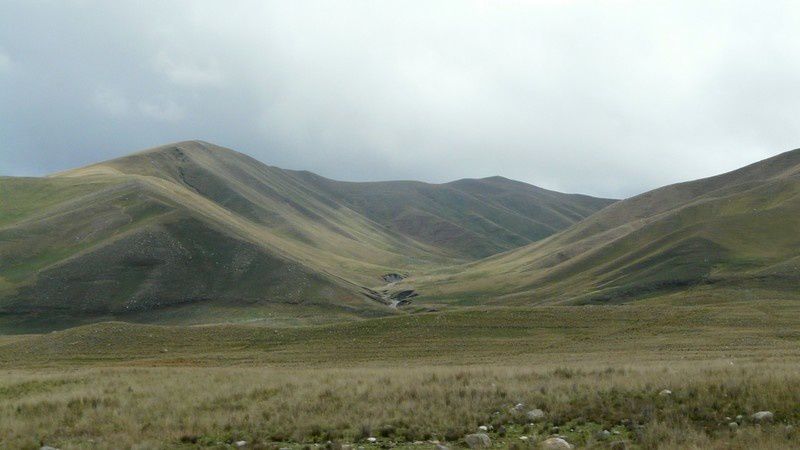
[2, 301, 799, 449]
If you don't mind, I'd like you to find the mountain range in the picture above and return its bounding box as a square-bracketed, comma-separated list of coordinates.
[0, 140, 613, 331]
[1, 140, 798, 332]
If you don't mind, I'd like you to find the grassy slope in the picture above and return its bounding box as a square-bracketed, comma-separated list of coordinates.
[0, 141, 612, 331]
[0, 174, 381, 331]
[402, 148, 800, 306]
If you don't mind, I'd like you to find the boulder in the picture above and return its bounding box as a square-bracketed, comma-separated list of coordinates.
[752, 411, 774, 423]
[595, 429, 611, 440]
[526, 408, 546, 421]
[541, 437, 573, 449]
[464, 433, 491, 449]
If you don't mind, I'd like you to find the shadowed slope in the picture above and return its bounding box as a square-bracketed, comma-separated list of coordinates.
[291, 172, 615, 259]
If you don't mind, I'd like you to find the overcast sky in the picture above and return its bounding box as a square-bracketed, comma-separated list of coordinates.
[2, 1, 800, 198]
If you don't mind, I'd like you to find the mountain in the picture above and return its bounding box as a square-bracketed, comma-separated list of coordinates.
[0, 140, 613, 331]
[401, 148, 800, 307]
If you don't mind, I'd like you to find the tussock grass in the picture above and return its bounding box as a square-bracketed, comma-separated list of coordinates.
[1, 362, 798, 449]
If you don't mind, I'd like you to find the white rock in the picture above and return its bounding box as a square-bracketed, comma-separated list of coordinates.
[366, 437, 377, 443]
[541, 437, 573, 450]
[728, 422, 739, 429]
[478, 425, 488, 432]
[526, 408, 546, 421]
[658, 389, 672, 397]
[234, 441, 247, 448]
[752, 411, 774, 423]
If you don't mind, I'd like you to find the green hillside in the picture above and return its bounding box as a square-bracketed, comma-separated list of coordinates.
[402, 148, 800, 306]
[0, 141, 611, 332]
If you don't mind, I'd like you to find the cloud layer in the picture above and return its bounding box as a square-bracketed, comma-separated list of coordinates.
[2, 0, 800, 198]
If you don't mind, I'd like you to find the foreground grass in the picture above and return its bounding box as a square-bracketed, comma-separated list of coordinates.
[1, 302, 800, 449]
[2, 363, 798, 449]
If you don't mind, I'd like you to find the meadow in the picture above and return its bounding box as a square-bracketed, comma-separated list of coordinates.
[1, 301, 800, 449]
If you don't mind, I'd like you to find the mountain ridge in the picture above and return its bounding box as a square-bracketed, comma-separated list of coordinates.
[0, 140, 614, 332]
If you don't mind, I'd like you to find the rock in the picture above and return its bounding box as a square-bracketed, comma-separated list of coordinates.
[658, 389, 672, 397]
[595, 429, 611, 440]
[366, 437, 377, 443]
[728, 422, 738, 430]
[610, 441, 628, 450]
[735, 414, 744, 422]
[435, 445, 450, 450]
[381, 273, 406, 283]
[526, 408, 546, 421]
[541, 437, 573, 449]
[519, 436, 529, 441]
[510, 402, 526, 414]
[40, 447, 59, 450]
[478, 425, 488, 432]
[234, 441, 247, 448]
[464, 433, 491, 449]
[751, 411, 774, 423]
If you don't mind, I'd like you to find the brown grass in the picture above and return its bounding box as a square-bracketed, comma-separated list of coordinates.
[1, 360, 799, 448]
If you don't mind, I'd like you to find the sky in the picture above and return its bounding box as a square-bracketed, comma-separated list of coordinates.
[1, 1, 800, 198]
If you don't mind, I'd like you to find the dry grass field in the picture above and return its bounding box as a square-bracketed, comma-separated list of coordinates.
[1, 301, 799, 449]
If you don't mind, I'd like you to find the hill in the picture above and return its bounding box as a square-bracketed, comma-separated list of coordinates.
[0, 141, 612, 332]
[400, 148, 800, 306]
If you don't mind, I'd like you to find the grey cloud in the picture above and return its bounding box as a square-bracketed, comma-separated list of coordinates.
[1, 0, 800, 198]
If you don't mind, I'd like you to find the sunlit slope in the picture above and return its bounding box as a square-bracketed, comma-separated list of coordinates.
[0, 174, 378, 328]
[405, 148, 800, 305]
